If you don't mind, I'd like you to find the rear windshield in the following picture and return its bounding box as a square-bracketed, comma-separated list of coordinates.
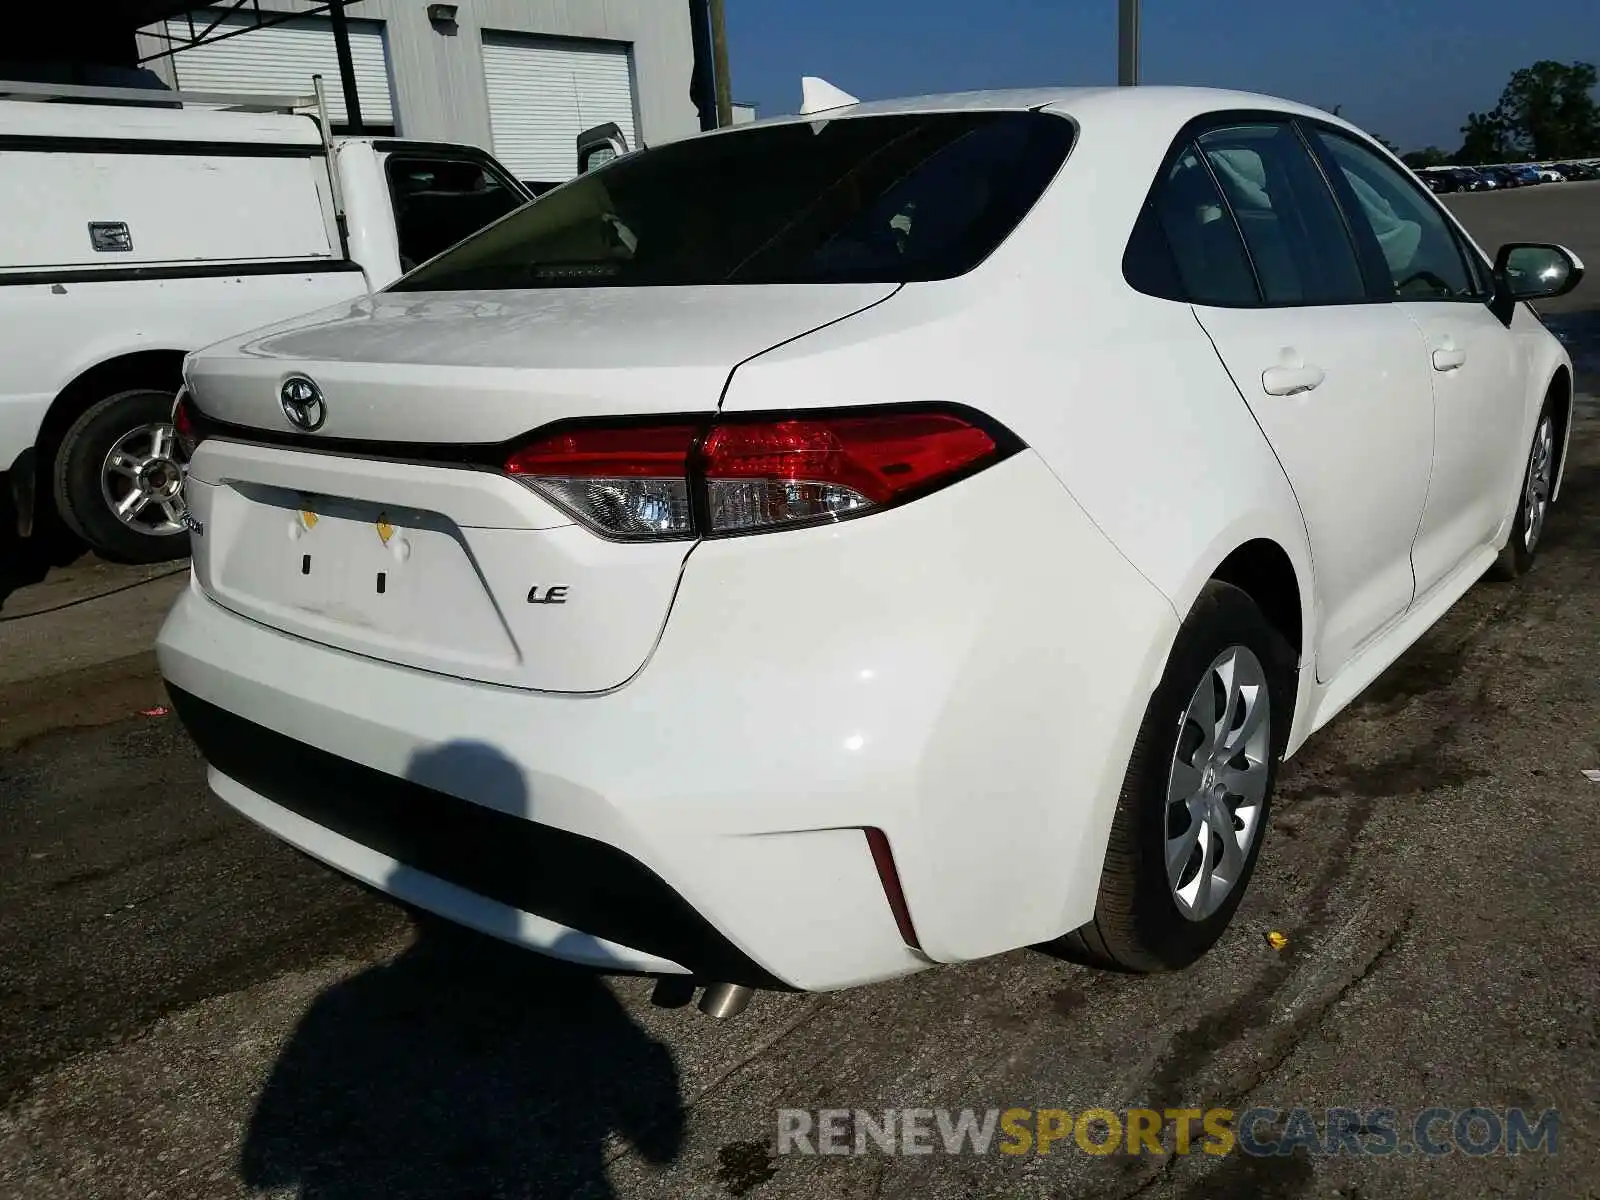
[390, 111, 1075, 290]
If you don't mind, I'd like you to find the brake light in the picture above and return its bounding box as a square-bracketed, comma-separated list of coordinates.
[502, 408, 1007, 540]
[700, 413, 997, 533]
[172, 388, 203, 458]
[505, 424, 698, 539]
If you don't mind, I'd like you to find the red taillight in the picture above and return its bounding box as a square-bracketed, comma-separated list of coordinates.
[503, 424, 699, 479]
[172, 388, 202, 458]
[505, 424, 699, 540]
[502, 408, 1007, 541]
[699, 413, 997, 533]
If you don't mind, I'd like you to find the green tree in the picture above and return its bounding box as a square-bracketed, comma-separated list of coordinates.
[1402, 146, 1452, 168]
[1461, 61, 1600, 162]
[1457, 109, 1512, 164]
[1499, 60, 1600, 158]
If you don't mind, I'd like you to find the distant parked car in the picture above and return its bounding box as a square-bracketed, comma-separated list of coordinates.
[1536, 166, 1564, 183]
[1418, 167, 1459, 193]
[1513, 166, 1543, 186]
[1459, 167, 1498, 190]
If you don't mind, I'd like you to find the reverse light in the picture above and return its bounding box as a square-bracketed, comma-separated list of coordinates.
[505, 424, 699, 539]
[502, 408, 1008, 541]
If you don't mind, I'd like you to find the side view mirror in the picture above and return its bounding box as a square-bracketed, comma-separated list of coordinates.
[1489, 242, 1584, 324]
[1496, 241, 1585, 298]
[576, 122, 630, 175]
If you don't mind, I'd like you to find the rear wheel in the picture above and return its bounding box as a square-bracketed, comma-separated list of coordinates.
[1057, 581, 1293, 972]
[52, 388, 191, 564]
[1489, 400, 1556, 581]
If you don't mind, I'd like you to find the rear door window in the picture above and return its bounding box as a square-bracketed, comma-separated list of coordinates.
[390, 112, 1076, 291]
[1196, 123, 1368, 306]
[385, 154, 527, 271]
[1141, 141, 1262, 306]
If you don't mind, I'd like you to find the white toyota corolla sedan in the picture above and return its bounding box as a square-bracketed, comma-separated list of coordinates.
[158, 85, 1582, 1007]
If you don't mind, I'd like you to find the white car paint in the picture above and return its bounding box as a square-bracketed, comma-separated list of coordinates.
[0, 94, 528, 553]
[157, 85, 1576, 992]
[186, 284, 898, 438]
[1177, 302, 1436, 682]
[1404, 299, 1530, 597]
[0, 271, 363, 461]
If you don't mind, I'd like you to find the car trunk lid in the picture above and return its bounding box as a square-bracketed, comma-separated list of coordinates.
[182, 283, 895, 691]
[187, 284, 895, 442]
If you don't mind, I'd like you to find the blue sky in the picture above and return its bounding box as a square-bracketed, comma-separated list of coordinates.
[725, 0, 1599, 152]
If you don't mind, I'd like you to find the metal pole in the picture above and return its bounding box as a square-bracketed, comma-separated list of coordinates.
[687, 0, 719, 131]
[1117, 0, 1140, 86]
[708, 0, 732, 127]
[328, 0, 364, 133]
[312, 74, 351, 258]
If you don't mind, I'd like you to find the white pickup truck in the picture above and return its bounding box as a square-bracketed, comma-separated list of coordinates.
[0, 80, 539, 562]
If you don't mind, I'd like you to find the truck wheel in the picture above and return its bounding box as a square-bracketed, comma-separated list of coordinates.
[52, 388, 191, 564]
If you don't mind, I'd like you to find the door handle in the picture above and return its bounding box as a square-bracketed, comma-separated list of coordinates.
[1432, 346, 1467, 371]
[1261, 364, 1326, 396]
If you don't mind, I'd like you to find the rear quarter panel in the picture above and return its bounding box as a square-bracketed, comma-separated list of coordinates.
[722, 98, 1317, 675]
[718, 100, 1322, 913]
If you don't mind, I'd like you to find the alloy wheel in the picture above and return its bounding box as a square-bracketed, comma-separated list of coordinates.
[100, 422, 188, 536]
[1522, 415, 1554, 553]
[1165, 645, 1271, 921]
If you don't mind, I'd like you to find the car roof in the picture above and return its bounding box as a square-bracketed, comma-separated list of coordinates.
[739, 84, 1363, 137]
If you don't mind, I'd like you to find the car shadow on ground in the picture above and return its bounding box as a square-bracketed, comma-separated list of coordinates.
[239, 741, 687, 1200]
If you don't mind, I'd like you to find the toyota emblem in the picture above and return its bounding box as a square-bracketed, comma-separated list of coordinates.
[279, 375, 326, 432]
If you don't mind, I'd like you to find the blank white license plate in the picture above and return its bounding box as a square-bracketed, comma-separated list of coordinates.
[214, 486, 511, 661]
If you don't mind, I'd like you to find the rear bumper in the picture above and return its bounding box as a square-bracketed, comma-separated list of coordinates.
[168, 685, 781, 984]
[157, 451, 1178, 991]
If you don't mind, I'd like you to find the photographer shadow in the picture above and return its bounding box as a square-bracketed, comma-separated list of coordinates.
[0, 498, 84, 611]
[239, 741, 685, 1199]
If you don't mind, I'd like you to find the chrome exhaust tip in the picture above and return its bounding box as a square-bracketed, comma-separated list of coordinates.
[697, 982, 754, 1019]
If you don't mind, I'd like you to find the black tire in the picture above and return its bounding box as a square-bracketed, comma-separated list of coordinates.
[52, 387, 191, 564]
[1054, 581, 1295, 973]
[1488, 397, 1557, 582]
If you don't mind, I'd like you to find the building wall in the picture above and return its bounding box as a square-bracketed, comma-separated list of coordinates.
[137, 1, 701, 152]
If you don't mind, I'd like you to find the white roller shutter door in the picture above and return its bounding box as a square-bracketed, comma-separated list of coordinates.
[165, 12, 394, 126]
[482, 35, 638, 183]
